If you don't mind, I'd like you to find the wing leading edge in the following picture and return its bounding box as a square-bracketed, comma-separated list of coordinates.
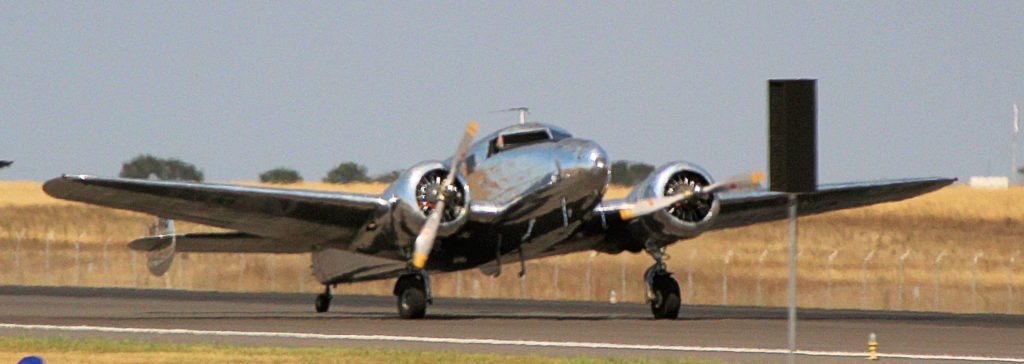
[43, 175, 389, 251]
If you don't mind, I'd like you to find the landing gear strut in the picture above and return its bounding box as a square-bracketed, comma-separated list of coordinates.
[315, 285, 333, 313]
[394, 269, 432, 319]
[644, 243, 681, 319]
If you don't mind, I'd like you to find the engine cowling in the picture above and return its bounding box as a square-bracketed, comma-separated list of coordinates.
[382, 160, 471, 241]
[625, 161, 721, 243]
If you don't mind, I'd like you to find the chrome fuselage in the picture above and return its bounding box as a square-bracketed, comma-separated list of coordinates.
[427, 123, 610, 271]
[314, 122, 611, 283]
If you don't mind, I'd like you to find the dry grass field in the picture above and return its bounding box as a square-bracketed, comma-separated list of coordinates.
[2, 180, 1023, 314]
[0, 336, 706, 364]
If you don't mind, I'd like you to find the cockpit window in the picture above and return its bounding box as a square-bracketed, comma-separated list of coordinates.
[548, 128, 572, 140]
[488, 129, 553, 157]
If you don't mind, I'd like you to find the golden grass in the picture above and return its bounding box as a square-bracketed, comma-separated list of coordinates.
[2, 181, 1023, 314]
[0, 336, 706, 364]
[0, 181, 78, 207]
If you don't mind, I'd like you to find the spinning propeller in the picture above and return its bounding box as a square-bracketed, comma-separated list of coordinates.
[411, 122, 479, 269]
[619, 171, 765, 220]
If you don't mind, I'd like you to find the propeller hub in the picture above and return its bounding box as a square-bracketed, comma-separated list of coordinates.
[664, 172, 713, 223]
[415, 169, 466, 222]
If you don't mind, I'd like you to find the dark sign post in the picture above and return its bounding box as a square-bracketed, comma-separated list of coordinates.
[769, 80, 817, 193]
[768, 79, 817, 364]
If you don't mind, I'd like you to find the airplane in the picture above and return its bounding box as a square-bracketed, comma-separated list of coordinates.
[43, 109, 953, 319]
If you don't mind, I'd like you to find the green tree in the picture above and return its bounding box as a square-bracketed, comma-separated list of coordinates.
[259, 167, 303, 184]
[120, 154, 204, 181]
[610, 160, 654, 186]
[323, 162, 370, 184]
[372, 170, 402, 183]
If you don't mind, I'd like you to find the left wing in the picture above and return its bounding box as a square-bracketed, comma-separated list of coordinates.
[43, 175, 389, 251]
[128, 232, 309, 253]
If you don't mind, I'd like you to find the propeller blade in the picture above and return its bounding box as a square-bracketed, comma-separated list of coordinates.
[618, 192, 694, 219]
[411, 121, 478, 268]
[619, 171, 764, 221]
[412, 199, 445, 268]
[703, 171, 765, 194]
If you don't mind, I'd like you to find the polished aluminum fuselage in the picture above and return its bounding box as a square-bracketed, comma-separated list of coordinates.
[313, 122, 610, 283]
[443, 123, 611, 270]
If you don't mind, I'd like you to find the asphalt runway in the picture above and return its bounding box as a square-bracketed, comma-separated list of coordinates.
[1, 286, 1022, 363]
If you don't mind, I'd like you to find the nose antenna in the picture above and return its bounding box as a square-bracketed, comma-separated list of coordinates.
[490, 107, 530, 125]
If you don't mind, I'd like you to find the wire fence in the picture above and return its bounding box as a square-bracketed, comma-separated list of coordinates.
[1, 230, 1022, 314]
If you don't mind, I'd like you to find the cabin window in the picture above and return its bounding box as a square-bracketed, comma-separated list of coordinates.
[487, 129, 553, 157]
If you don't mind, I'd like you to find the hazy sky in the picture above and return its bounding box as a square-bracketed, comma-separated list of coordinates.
[3, 2, 1023, 184]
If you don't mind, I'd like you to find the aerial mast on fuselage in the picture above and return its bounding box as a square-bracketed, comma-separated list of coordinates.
[492, 107, 529, 125]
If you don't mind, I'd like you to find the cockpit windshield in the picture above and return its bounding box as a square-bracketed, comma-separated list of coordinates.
[487, 128, 556, 157]
[488, 130, 547, 156]
[483, 124, 574, 157]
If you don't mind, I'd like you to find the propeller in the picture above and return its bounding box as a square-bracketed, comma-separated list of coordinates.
[411, 121, 479, 269]
[619, 171, 765, 220]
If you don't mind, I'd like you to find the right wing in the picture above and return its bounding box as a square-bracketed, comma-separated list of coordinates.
[710, 177, 954, 230]
[43, 175, 389, 252]
[582, 177, 953, 254]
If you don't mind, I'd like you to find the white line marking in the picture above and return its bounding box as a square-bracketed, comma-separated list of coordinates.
[2, 323, 1022, 362]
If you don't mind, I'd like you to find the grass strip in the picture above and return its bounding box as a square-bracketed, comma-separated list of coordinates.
[0, 336, 729, 364]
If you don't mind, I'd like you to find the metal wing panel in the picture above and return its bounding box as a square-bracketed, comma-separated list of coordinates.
[711, 177, 955, 230]
[43, 175, 388, 246]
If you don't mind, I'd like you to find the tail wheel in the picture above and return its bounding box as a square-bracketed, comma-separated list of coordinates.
[315, 286, 333, 313]
[315, 293, 331, 313]
[650, 274, 680, 319]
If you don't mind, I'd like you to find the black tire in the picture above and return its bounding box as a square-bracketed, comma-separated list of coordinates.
[397, 285, 427, 319]
[315, 293, 331, 313]
[650, 274, 680, 319]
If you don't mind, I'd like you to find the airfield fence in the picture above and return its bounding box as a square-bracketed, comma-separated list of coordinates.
[2, 228, 1021, 315]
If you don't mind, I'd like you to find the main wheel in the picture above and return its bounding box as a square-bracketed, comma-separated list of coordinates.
[650, 274, 680, 319]
[397, 285, 427, 319]
[315, 293, 332, 313]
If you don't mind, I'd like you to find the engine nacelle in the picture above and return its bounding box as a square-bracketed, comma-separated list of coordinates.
[625, 162, 721, 243]
[382, 160, 471, 242]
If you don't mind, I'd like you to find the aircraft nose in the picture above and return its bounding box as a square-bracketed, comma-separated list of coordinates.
[556, 140, 610, 187]
[588, 145, 608, 170]
[580, 143, 610, 177]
